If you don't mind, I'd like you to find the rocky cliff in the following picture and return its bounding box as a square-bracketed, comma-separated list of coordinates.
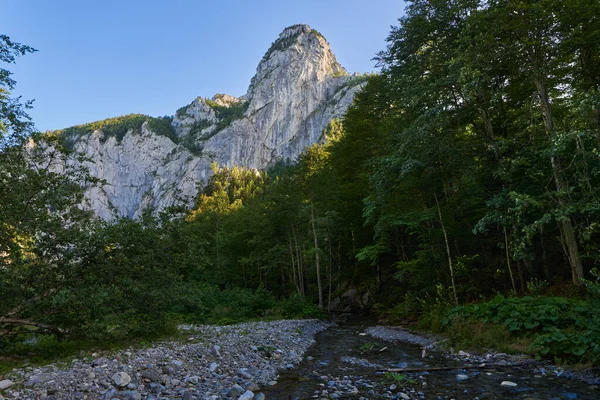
[55, 25, 366, 219]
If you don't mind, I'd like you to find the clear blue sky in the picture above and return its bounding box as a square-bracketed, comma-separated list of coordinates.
[4, 0, 405, 132]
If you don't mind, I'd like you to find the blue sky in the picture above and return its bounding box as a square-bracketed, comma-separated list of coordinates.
[4, 0, 405, 131]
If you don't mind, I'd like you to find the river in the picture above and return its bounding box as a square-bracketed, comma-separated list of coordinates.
[264, 318, 599, 399]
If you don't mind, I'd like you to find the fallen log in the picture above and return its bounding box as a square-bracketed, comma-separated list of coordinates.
[377, 363, 524, 373]
[0, 317, 65, 340]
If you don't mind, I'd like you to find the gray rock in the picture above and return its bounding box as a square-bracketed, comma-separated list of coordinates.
[239, 390, 254, 400]
[245, 381, 260, 391]
[253, 394, 266, 400]
[501, 381, 518, 387]
[102, 388, 118, 400]
[457, 374, 469, 381]
[0, 381, 13, 390]
[141, 370, 161, 382]
[227, 384, 244, 398]
[121, 391, 142, 400]
[91, 357, 110, 367]
[211, 345, 221, 358]
[111, 371, 132, 387]
[209, 362, 218, 372]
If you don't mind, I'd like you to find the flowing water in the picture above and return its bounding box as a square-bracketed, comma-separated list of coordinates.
[264, 318, 599, 400]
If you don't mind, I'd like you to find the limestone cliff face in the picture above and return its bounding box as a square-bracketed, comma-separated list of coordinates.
[62, 24, 366, 219]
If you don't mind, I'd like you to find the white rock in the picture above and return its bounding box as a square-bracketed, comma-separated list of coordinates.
[501, 381, 518, 387]
[111, 372, 131, 387]
[457, 374, 468, 381]
[238, 390, 254, 400]
[0, 380, 13, 390]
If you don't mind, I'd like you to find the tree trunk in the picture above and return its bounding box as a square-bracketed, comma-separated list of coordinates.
[292, 224, 305, 296]
[435, 194, 458, 306]
[533, 75, 584, 285]
[288, 234, 301, 296]
[504, 227, 517, 293]
[310, 202, 324, 309]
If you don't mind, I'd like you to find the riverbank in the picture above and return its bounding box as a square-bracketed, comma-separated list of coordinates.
[0, 319, 330, 400]
[264, 317, 600, 399]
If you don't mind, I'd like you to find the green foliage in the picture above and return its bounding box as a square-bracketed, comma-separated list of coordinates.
[359, 341, 379, 353]
[205, 100, 249, 133]
[441, 295, 600, 364]
[50, 114, 179, 149]
[384, 372, 415, 385]
[54, 114, 147, 147]
[261, 28, 303, 62]
[147, 116, 177, 143]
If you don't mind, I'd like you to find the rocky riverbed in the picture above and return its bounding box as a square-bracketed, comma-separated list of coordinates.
[0, 319, 330, 400]
[2, 319, 599, 399]
[263, 319, 600, 399]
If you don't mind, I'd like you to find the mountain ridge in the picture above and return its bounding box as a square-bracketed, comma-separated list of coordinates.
[51, 24, 367, 219]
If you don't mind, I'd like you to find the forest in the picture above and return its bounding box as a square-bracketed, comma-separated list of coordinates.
[2, 0, 600, 367]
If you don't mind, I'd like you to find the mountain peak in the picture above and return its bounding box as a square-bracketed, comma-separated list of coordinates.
[247, 25, 346, 102]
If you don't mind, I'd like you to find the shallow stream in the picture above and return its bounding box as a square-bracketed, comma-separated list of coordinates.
[264, 318, 599, 399]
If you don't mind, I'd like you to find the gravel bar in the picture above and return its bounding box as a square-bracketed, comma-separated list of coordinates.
[1, 319, 331, 400]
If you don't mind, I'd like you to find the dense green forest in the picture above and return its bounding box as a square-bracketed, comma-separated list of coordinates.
[2, 0, 600, 366]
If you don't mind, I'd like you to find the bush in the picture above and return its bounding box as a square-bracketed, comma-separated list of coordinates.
[440, 295, 600, 364]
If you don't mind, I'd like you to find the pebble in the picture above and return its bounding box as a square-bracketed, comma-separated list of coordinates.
[457, 374, 469, 381]
[501, 381, 518, 387]
[1, 320, 329, 400]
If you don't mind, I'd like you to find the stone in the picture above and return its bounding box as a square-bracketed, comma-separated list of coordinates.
[457, 374, 469, 381]
[111, 372, 132, 387]
[211, 345, 221, 358]
[91, 357, 110, 367]
[399, 393, 410, 400]
[0, 381, 13, 390]
[239, 390, 254, 400]
[501, 381, 518, 387]
[141, 370, 161, 382]
[209, 362, 218, 372]
[458, 350, 470, 357]
[121, 391, 142, 400]
[253, 394, 266, 400]
[227, 384, 244, 398]
[245, 381, 260, 391]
